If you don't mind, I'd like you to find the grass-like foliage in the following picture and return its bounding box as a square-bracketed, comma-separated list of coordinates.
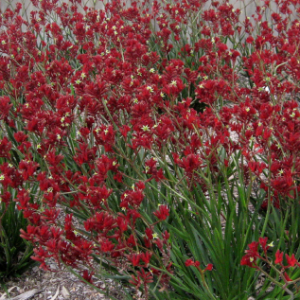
[0, 0, 300, 299]
[0, 199, 36, 283]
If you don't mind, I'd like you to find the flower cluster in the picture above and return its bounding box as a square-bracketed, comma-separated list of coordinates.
[0, 0, 300, 298]
[241, 238, 300, 292]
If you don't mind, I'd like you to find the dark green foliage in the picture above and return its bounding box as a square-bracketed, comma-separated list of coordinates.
[0, 201, 36, 283]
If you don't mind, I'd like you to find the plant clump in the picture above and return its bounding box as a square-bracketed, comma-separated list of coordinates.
[0, 0, 300, 299]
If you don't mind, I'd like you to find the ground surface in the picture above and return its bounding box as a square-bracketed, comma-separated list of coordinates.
[0, 263, 126, 300]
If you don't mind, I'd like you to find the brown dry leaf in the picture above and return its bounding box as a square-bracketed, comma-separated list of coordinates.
[49, 287, 60, 300]
[61, 286, 70, 298]
[5, 289, 42, 300]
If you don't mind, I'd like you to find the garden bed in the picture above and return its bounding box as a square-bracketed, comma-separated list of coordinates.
[1, 0, 300, 299]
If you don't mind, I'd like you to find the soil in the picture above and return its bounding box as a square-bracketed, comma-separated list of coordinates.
[0, 261, 127, 300]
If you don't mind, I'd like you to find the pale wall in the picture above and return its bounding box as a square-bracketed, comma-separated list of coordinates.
[1, 0, 296, 21]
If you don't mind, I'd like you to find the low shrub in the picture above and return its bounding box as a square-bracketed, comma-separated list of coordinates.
[0, 0, 300, 299]
[0, 196, 36, 283]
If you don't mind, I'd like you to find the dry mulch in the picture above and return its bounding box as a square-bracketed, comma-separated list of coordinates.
[0, 262, 126, 300]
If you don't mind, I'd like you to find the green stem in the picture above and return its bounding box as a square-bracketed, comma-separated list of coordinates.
[196, 266, 216, 300]
[257, 266, 294, 299]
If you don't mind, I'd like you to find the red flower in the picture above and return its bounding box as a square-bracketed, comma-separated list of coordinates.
[31, 246, 52, 271]
[100, 238, 115, 252]
[241, 241, 260, 268]
[0, 96, 12, 120]
[153, 205, 169, 221]
[140, 252, 152, 266]
[82, 270, 94, 284]
[286, 253, 298, 267]
[0, 137, 12, 158]
[185, 259, 195, 267]
[127, 253, 140, 266]
[117, 215, 128, 233]
[145, 228, 153, 240]
[258, 237, 269, 253]
[283, 272, 293, 282]
[129, 269, 153, 289]
[205, 264, 213, 271]
[14, 131, 28, 143]
[240, 255, 258, 269]
[127, 234, 137, 247]
[194, 261, 200, 267]
[16, 189, 31, 210]
[119, 125, 131, 138]
[185, 259, 200, 267]
[144, 158, 166, 182]
[246, 36, 254, 44]
[247, 241, 260, 257]
[19, 160, 39, 180]
[275, 250, 283, 265]
[20, 225, 36, 242]
[178, 154, 202, 174]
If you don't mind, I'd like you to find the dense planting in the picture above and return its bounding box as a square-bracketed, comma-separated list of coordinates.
[1, 0, 300, 298]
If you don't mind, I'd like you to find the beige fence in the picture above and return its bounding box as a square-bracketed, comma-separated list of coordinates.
[0, 0, 298, 41]
[1, 0, 297, 20]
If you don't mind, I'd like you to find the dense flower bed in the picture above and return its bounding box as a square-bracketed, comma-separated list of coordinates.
[1, 0, 300, 299]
